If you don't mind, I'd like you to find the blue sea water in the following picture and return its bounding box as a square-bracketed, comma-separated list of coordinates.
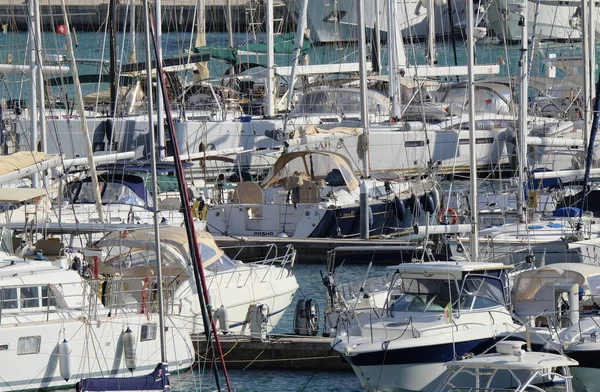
[168, 263, 386, 392]
[0, 28, 577, 391]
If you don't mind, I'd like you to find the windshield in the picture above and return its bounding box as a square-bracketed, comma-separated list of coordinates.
[459, 275, 506, 310]
[390, 278, 459, 312]
[199, 242, 238, 272]
[71, 181, 148, 208]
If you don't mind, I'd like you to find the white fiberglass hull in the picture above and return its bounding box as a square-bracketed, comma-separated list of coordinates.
[177, 266, 299, 335]
[287, 0, 465, 44]
[0, 315, 194, 391]
[486, 0, 581, 42]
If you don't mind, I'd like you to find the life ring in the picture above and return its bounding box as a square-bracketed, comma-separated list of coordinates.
[438, 207, 458, 225]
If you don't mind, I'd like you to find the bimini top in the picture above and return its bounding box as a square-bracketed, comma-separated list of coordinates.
[513, 262, 600, 310]
[95, 226, 226, 272]
[260, 150, 359, 192]
[387, 261, 512, 280]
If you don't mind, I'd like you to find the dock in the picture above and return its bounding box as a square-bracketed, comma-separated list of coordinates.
[192, 333, 350, 371]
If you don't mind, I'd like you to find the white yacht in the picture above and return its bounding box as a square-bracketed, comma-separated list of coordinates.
[0, 243, 195, 391]
[92, 226, 299, 335]
[332, 261, 520, 392]
[206, 149, 440, 238]
[485, 0, 581, 42]
[285, 0, 466, 44]
[511, 263, 600, 392]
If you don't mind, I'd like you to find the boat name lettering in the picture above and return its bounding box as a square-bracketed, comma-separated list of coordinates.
[253, 231, 274, 236]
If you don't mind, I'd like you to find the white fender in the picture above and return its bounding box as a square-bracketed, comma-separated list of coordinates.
[58, 339, 72, 381]
[123, 327, 137, 371]
[217, 305, 229, 333]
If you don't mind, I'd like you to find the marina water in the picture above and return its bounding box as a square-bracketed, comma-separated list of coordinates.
[0, 31, 581, 391]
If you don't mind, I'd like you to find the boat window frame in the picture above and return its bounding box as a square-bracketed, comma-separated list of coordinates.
[456, 272, 507, 313]
[386, 271, 462, 315]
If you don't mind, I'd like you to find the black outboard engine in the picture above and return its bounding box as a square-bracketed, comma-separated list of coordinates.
[293, 299, 319, 336]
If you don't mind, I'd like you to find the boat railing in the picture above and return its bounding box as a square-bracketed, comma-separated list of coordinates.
[86, 277, 181, 317]
[222, 243, 296, 276]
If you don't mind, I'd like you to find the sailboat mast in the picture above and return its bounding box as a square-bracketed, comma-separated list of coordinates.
[357, 0, 370, 178]
[373, 0, 381, 74]
[581, 0, 591, 147]
[109, 0, 117, 115]
[143, 0, 167, 362]
[283, 0, 308, 112]
[387, 0, 406, 121]
[128, 0, 136, 62]
[33, 0, 47, 161]
[59, 0, 105, 224]
[155, 0, 165, 161]
[466, 0, 479, 260]
[148, 14, 233, 391]
[266, 0, 275, 117]
[28, 0, 38, 187]
[426, 0, 436, 66]
[517, 2, 528, 224]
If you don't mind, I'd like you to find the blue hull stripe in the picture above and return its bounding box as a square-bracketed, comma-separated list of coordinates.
[345, 338, 496, 366]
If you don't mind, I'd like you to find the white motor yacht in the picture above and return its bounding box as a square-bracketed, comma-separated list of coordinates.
[92, 226, 299, 335]
[0, 243, 194, 391]
[332, 261, 520, 392]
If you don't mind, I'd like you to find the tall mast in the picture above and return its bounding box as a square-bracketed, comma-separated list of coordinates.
[581, 0, 590, 147]
[128, 0, 136, 63]
[109, 0, 117, 115]
[283, 0, 309, 112]
[59, 0, 105, 224]
[266, 0, 275, 117]
[516, 1, 528, 224]
[425, 0, 436, 66]
[358, 0, 370, 239]
[387, 0, 404, 121]
[28, 0, 38, 187]
[467, 0, 479, 260]
[357, 0, 370, 178]
[33, 0, 46, 164]
[143, 0, 167, 362]
[155, 0, 165, 161]
[373, 0, 381, 74]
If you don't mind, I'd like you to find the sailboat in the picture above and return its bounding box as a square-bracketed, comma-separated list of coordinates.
[75, 1, 194, 389]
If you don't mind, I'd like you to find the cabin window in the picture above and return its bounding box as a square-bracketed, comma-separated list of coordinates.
[17, 336, 41, 355]
[391, 278, 459, 312]
[41, 286, 57, 307]
[20, 287, 39, 308]
[0, 344, 8, 351]
[140, 324, 157, 341]
[103, 183, 145, 207]
[405, 140, 425, 147]
[476, 138, 494, 144]
[1, 288, 18, 309]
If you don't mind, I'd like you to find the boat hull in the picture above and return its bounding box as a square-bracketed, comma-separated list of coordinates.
[0, 315, 194, 391]
[342, 338, 496, 392]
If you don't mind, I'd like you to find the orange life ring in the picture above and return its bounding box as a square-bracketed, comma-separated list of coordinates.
[438, 207, 458, 225]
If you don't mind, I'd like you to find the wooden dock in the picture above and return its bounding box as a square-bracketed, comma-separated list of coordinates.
[192, 334, 350, 371]
[192, 335, 352, 371]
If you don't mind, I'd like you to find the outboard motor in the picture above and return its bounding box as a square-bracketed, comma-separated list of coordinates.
[293, 299, 319, 336]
